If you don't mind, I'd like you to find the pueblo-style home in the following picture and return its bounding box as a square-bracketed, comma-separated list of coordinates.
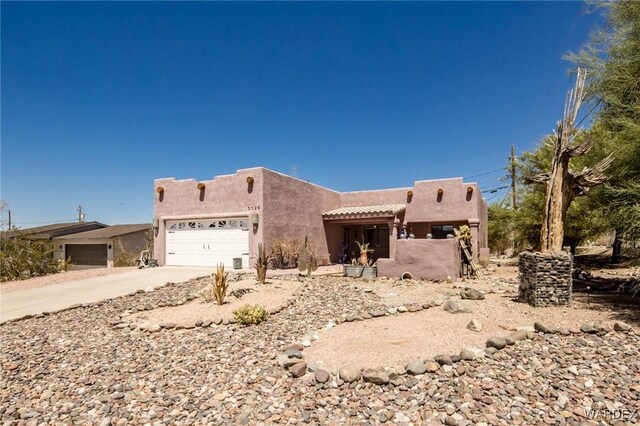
[153, 168, 488, 280]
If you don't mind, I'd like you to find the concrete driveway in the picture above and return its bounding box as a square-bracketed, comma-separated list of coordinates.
[0, 267, 213, 323]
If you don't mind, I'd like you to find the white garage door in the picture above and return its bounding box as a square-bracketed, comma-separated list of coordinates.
[166, 219, 249, 267]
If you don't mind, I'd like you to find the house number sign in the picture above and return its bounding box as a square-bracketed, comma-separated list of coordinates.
[247, 206, 261, 211]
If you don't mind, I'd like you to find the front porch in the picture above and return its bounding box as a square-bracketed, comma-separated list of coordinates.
[322, 204, 406, 264]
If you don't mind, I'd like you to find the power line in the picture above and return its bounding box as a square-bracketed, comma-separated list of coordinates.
[574, 100, 601, 129]
[463, 167, 506, 180]
[482, 185, 510, 194]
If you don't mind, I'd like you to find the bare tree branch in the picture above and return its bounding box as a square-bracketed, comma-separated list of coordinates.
[571, 153, 615, 192]
[565, 136, 595, 157]
[524, 173, 550, 184]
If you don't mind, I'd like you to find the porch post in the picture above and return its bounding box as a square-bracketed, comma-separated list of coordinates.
[389, 218, 399, 258]
[468, 218, 480, 262]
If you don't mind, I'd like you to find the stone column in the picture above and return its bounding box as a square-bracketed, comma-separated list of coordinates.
[389, 218, 400, 259]
[468, 218, 480, 262]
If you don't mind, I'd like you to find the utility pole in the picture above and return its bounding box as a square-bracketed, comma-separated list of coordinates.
[511, 145, 517, 210]
[77, 205, 84, 222]
[8, 210, 11, 229]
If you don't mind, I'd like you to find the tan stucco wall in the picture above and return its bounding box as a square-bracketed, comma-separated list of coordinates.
[153, 168, 264, 266]
[261, 169, 341, 264]
[377, 239, 461, 280]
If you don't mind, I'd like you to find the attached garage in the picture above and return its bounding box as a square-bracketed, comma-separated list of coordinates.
[65, 244, 108, 266]
[165, 218, 249, 268]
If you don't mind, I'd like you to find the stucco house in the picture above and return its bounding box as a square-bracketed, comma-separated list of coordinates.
[153, 168, 488, 280]
[53, 224, 150, 267]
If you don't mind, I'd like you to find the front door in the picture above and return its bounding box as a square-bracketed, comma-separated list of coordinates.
[364, 226, 390, 260]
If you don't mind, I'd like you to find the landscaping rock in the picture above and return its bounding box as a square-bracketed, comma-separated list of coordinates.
[486, 336, 506, 350]
[289, 362, 307, 378]
[433, 354, 452, 365]
[424, 361, 439, 373]
[534, 322, 550, 333]
[459, 349, 476, 361]
[509, 330, 528, 341]
[283, 343, 304, 352]
[581, 324, 599, 334]
[405, 360, 427, 375]
[443, 300, 469, 314]
[339, 366, 361, 383]
[614, 322, 631, 332]
[467, 319, 483, 332]
[314, 369, 330, 384]
[460, 288, 484, 300]
[283, 349, 303, 359]
[361, 368, 390, 385]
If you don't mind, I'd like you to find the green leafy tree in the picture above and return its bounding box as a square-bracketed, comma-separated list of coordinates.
[566, 0, 640, 261]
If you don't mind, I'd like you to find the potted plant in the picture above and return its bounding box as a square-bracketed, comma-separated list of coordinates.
[344, 258, 377, 277]
[343, 240, 377, 277]
[355, 240, 373, 265]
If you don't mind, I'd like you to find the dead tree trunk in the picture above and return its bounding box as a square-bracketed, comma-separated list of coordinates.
[526, 69, 613, 252]
[612, 228, 623, 264]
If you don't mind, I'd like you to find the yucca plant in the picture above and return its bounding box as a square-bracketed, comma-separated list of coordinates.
[212, 263, 229, 305]
[255, 242, 270, 284]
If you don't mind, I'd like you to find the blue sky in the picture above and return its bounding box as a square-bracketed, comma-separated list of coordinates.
[2, 2, 602, 226]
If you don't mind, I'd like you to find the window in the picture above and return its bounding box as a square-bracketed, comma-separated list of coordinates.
[432, 225, 455, 239]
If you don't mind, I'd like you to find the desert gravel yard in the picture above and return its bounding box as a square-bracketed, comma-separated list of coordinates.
[1, 273, 639, 425]
[126, 277, 302, 326]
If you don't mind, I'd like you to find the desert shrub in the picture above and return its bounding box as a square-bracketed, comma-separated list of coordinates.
[113, 237, 139, 267]
[113, 252, 138, 267]
[269, 238, 302, 269]
[269, 237, 319, 270]
[0, 236, 70, 282]
[233, 304, 268, 325]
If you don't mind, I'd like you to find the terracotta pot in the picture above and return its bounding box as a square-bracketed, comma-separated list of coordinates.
[360, 253, 368, 266]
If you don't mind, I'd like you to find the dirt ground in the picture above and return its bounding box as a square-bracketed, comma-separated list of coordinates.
[125, 277, 303, 326]
[0, 267, 137, 294]
[305, 261, 637, 372]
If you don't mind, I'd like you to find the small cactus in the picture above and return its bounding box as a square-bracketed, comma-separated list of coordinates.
[255, 243, 269, 284]
[297, 236, 318, 276]
[233, 304, 268, 325]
